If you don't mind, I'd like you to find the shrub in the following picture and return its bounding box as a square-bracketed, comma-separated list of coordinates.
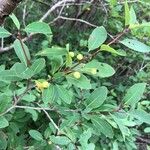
[0, 0, 150, 150]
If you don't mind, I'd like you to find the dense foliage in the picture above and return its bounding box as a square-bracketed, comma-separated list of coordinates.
[0, 0, 150, 150]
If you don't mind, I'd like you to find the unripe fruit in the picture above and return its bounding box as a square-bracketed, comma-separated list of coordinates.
[35, 80, 49, 92]
[69, 52, 75, 57]
[42, 81, 49, 88]
[77, 54, 83, 60]
[91, 68, 97, 75]
[48, 140, 52, 145]
[73, 71, 81, 79]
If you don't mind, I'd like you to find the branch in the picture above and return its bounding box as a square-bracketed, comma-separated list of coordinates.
[39, 0, 75, 22]
[0, 84, 35, 117]
[36, 103, 60, 133]
[64, 27, 130, 74]
[0, 0, 22, 25]
[57, 16, 97, 27]
[15, 105, 54, 111]
[0, 0, 75, 53]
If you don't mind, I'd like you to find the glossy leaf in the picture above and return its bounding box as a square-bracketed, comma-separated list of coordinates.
[13, 39, 31, 66]
[50, 135, 71, 146]
[85, 86, 108, 112]
[12, 63, 33, 79]
[130, 109, 150, 125]
[25, 109, 38, 121]
[120, 39, 150, 53]
[101, 44, 126, 56]
[37, 47, 67, 57]
[83, 60, 115, 78]
[125, 1, 130, 26]
[24, 21, 52, 35]
[0, 131, 7, 149]
[124, 83, 146, 106]
[0, 95, 11, 113]
[0, 117, 9, 129]
[88, 26, 107, 51]
[42, 85, 57, 104]
[111, 114, 130, 140]
[66, 74, 91, 89]
[9, 13, 20, 29]
[29, 130, 43, 141]
[91, 116, 114, 138]
[79, 129, 95, 150]
[30, 58, 45, 75]
[0, 70, 21, 81]
[56, 85, 72, 104]
[50, 56, 63, 74]
[0, 27, 11, 38]
[129, 6, 137, 25]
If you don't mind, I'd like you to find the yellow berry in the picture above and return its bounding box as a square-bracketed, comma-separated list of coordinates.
[69, 52, 75, 57]
[35, 81, 43, 91]
[42, 81, 49, 88]
[73, 71, 81, 79]
[91, 68, 97, 75]
[77, 54, 83, 60]
[86, 8, 91, 11]
[35, 80, 49, 92]
[48, 140, 52, 145]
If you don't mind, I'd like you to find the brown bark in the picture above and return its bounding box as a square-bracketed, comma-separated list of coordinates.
[0, 0, 21, 25]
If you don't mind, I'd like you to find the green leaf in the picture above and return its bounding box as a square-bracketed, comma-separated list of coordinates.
[125, 1, 130, 26]
[0, 131, 7, 149]
[83, 60, 115, 78]
[24, 21, 52, 35]
[30, 58, 45, 75]
[0, 94, 11, 113]
[129, 6, 137, 25]
[109, 0, 117, 6]
[29, 130, 43, 141]
[0, 70, 21, 81]
[111, 114, 130, 140]
[79, 129, 95, 150]
[129, 22, 150, 29]
[50, 135, 71, 146]
[50, 56, 63, 74]
[130, 109, 150, 125]
[25, 109, 38, 121]
[9, 13, 20, 30]
[124, 83, 146, 106]
[12, 63, 33, 79]
[0, 116, 9, 129]
[13, 39, 31, 66]
[101, 44, 126, 56]
[144, 127, 150, 133]
[66, 74, 91, 89]
[91, 116, 114, 138]
[85, 86, 108, 112]
[60, 115, 80, 129]
[113, 141, 119, 150]
[88, 26, 107, 51]
[37, 47, 67, 57]
[22, 94, 36, 102]
[0, 27, 11, 38]
[56, 85, 72, 104]
[120, 39, 150, 53]
[42, 85, 57, 104]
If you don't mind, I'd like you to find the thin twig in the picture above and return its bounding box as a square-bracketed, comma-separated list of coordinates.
[36, 103, 60, 132]
[15, 105, 54, 111]
[58, 16, 97, 27]
[0, 0, 75, 53]
[40, 0, 75, 22]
